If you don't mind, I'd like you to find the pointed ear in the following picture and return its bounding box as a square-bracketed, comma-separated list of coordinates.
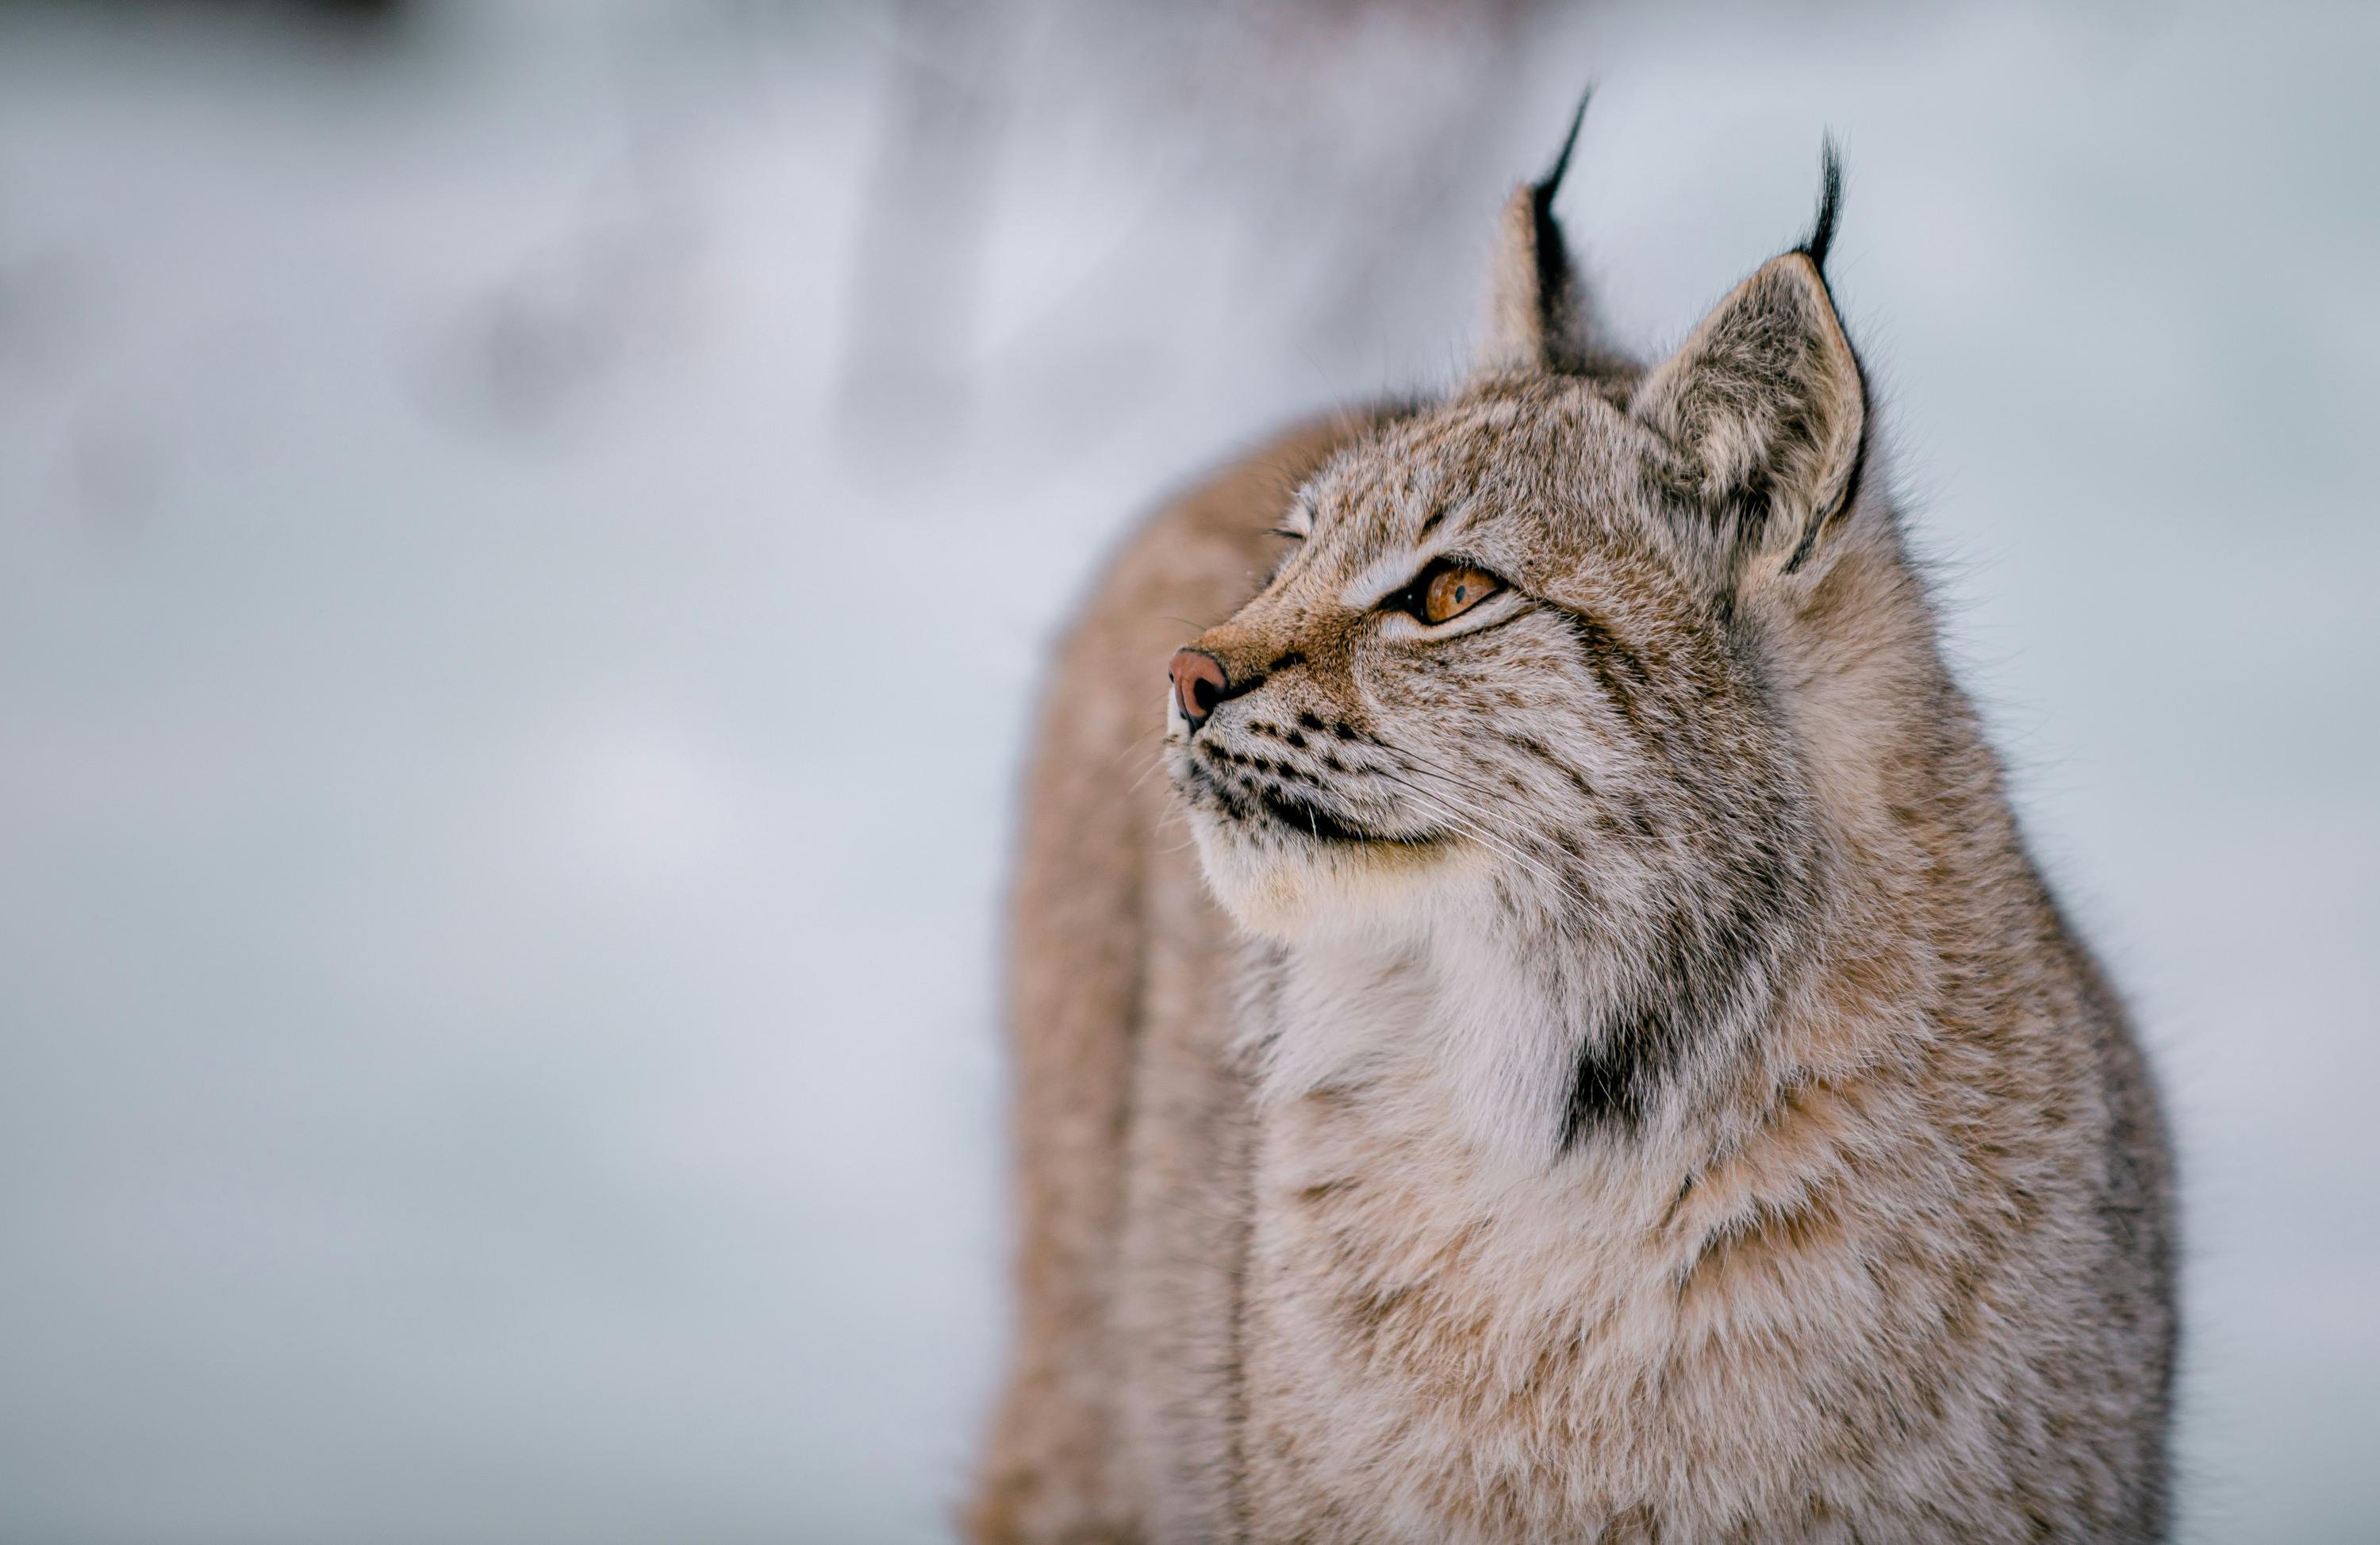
[1633, 152, 1865, 575]
[1476, 93, 1612, 378]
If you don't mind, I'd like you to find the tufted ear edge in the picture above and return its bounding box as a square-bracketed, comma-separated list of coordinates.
[1476, 91, 1621, 379]
[1631, 142, 1864, 577]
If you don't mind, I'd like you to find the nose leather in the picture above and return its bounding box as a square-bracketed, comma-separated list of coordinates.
[1169, 648, 1229, 729]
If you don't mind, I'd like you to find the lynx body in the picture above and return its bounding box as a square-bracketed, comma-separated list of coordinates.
[970, 124, 2176, 1544]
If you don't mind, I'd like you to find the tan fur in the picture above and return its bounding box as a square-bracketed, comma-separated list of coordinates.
[969, 412, 1399, 1544]
[971, 155, 2175, 1544]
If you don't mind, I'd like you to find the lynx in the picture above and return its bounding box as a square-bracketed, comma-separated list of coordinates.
[969, 106, 2177, 1544]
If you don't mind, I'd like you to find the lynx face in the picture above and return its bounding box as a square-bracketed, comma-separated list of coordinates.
[1168, 382, 1806, 952]
[1165, 217, 1867, 1139]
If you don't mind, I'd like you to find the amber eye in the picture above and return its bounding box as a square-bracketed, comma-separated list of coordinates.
[1418, 563, 1500, 625]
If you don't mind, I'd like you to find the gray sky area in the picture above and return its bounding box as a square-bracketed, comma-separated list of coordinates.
[0, 2, 2374, 1540]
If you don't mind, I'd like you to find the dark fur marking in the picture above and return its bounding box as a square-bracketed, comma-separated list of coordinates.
[1212, 664, 1269, 707]
[1188, 755, 1420, 848]
[1342, 1282, 1416, 1336]
[1779, 137, 1871, 577]
[1251, 785, 1403, 846]
[1545, 605, 1650, 735]
[1529, 90, 1591, 363]
[1561, 1021, 1649, 1145]
[1783, 375, 1868, 577]
[1498, 730, 1600, 807]
[1660, 1173, 1698, 1229]
[1180, 761, 1256, 825]
[1797, 137, 1844, 276]
[1262, 758, 1319, 788]
[1562, 871, 1798, 1148]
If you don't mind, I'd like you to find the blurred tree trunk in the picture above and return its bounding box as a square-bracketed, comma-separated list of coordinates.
[835, 0, 1561, 477]
[836, 0, 1006, 471]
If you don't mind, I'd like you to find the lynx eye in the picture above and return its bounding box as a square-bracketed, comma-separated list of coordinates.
[1415, 563, 1501, 625]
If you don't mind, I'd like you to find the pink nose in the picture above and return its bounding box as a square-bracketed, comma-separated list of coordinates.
[1169, 648, 1228, 728]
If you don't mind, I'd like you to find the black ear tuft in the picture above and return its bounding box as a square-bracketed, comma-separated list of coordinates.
[1479, 87, 1618, 379]
[1532, 88, 1591, 211]
[1798, 137, 1844, 275]
[1528, 89, 1592, 329]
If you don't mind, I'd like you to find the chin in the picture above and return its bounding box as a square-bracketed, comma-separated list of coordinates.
[1185, 805, 1457, 942]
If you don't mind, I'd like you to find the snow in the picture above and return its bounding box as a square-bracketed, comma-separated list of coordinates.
[0, 2, 2372, 1540]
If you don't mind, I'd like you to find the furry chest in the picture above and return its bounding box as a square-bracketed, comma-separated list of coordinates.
[1232, 1090, 1706, 1543]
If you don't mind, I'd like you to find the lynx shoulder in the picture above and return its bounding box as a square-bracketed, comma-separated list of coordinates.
[971, 110, 2177, 1545]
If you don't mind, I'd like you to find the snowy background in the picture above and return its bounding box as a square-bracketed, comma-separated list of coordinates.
[0, 2, 2374, 1541]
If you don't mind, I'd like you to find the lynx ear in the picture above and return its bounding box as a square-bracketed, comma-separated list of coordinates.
[1477, 93, 1611, 378]
[1632, 148, 1865, 575]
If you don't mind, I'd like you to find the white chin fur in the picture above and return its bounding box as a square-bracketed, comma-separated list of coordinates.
[1186, 808, 1461, 942]
[1190, 816, 1587, 1165]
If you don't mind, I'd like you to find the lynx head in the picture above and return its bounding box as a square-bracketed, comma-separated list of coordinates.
[1165, 110, 1894, 1141]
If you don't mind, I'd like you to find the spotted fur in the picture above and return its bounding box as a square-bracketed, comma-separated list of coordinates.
[971, 132, 2176, 1545]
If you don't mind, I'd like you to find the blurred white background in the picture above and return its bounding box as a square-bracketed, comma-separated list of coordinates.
[0, 2, 2374, 1540]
